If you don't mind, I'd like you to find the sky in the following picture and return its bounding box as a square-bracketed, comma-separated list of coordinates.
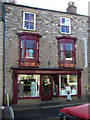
[17, 0, 89, 16]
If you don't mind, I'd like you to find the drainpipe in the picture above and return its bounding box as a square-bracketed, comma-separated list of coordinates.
[2, 2, 5, 105]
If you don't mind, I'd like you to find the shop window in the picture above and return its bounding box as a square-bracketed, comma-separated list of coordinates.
[59, 75, 77, 96]
[60, 17, 71, 34]
[53, 76, 59, 96]
[56, 36, 77, 68]
[23, 12, 36, 30]
[18, 74, 40, 98]
[18, 32, 42, 67]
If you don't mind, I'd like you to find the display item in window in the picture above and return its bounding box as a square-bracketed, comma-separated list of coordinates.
[30, 79, 36, 97]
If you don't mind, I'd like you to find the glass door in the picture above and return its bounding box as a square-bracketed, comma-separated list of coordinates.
[41, 75, 52, 101]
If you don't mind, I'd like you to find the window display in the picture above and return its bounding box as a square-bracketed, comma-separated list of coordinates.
[26, 40, 35, 59]
[59, 75, 77, 96]
[53, 76, 59, 96]
[18, 74, 40, 98]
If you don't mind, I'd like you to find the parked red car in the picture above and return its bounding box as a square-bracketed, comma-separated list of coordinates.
[59, 103, 90, 120]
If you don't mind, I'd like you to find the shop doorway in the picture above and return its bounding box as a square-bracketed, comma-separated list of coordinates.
[41, 75, 59, 101]
[41, 75, 52, 101]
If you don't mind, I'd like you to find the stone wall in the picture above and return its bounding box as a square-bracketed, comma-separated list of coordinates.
[4, 4, 88, 102]
[0, 21, 3, 105]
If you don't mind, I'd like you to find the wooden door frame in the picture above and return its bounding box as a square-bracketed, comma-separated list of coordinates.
[40, 75, 53, 101]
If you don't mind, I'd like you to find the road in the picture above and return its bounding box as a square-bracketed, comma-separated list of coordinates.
[14, 107, 61, 120]
[14, 104, 76, 120]
[13, 99, 87, 120]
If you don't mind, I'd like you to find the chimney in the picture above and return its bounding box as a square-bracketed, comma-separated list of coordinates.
[67, 1, 77, 14]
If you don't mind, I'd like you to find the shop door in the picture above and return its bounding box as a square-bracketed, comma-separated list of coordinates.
[41, 75, 52, 101]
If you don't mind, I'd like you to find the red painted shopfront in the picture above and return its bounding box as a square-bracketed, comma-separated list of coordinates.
[11, 67, 82, 104]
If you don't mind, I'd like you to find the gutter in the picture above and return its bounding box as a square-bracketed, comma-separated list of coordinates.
[2, 2, 5, 105]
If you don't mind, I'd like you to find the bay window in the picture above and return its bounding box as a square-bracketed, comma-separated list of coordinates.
[18, 32, 42, 67]
[56, 36, 77, 68]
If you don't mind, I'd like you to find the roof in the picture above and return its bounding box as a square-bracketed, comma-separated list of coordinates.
[61, 103, 90, 119]
[4, 2, 88, 17]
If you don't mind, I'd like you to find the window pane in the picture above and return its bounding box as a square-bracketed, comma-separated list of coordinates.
[21, 49, 24, 59]
[30, 22, 34, 29]
[61, 51, 64, 60]
[66, 43, 72, 50]
[53, 76, 59, 96]
[61, 26, 65, 32]
[65, 18, 70, 26]
[30, 14, 34, 21]
[26, 40, 35, 48]
[18, 75, 40, 98]
[25, 13, 30, 20]
[60, 44, 64, 60]
[61, 18, 70, 26]
[66, 43, 72, 60]
[66, 26, 69, 33]
[66, 50, 72, 59]
[25, 21, 29, 29]
[61, 18, 65, 24]
[60, 43, 63, 51]
[21, 40, 24, 48]
[26, 49, 34, 59]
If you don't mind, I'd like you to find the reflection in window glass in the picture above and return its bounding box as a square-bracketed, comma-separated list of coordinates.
[59, 75, 77, 96]
[66, 43, 72, 60]
[60, 43, 64, 61]
[24, 12, 35, 30]
[60, 17, 71, 34]
[21, 40, 24, 59]
[30, 22, 34, 29]
[25, 22, 29, 29]
[21, 49, 24, 59]
[26, 40, 35, 48]
[53, 76, 59, 96]
[18, 74, 40, 98]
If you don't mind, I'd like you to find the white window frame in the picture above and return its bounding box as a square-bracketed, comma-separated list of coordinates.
[23, 12, 36, 30]
[59, 75, 77, 96]
[60, 17, 71, 34]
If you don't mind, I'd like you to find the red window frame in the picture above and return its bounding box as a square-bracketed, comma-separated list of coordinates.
[17, 32, 42, 67]
[56, 36, 77, 68]
[59, 39, 75, 62]
[20, 39, 37, 60]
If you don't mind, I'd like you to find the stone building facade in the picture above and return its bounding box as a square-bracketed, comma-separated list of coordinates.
[88, 1, 90, 100]
[0, 1, 88, 104]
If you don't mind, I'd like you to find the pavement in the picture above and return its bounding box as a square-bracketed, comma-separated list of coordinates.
[12, 97, 89, 111]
